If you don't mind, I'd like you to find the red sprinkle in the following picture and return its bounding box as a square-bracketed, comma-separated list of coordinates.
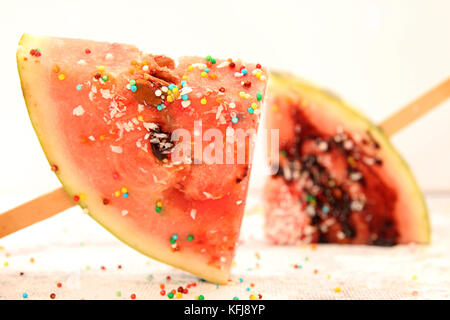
[57, 282, 62, 288]
[73, 195, 80, 202]
[130, 293, 136, 300]
[166, 276, 171, 281]
[256, 63, 262, 69]
[51, 165, 59, 172]
[229, 62, 236, 69]
[103, 198, 110, 205]
[160, 290, 166, 296]
[112, 172, 120, 179]
[243, 81, 252, 88]
[219, 87, 226, 92]
[177, 286, 184, 293]
[100, 266, 106, 270]
[50, 293, 56, 299]
[85, 49, 91, 54]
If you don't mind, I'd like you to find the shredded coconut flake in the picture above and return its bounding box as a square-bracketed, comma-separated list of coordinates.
[73, 105, 85, 116]
[110, 145, 123, 154]
[190, 209, 197, 220]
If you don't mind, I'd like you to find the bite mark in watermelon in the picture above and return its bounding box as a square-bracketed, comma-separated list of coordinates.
[17, 34, 268, 284]
[264, 71, 430, 245]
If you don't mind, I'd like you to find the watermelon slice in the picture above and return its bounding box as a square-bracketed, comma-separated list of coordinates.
[17, 34, 267, 284]
[264, 71, 430, 245]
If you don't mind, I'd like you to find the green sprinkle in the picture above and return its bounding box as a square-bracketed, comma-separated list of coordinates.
[116, 291, 121, 297]
[155, 206, 162, 213]
[187, 235, 194, 241]
[85, 265, 91, 270]
[147, 274, 153, 280]
[205, 55, 212, 61]
[102, 75, 109, 81]
[129, 80, 136, 86]
[233, 296, 239, 300]
[256, 93, 263, 101]
[168, 292, 174, 299]
[198, 295, 205, 300]
[211, 58, 216, 64]
[170, 238, 176, 244]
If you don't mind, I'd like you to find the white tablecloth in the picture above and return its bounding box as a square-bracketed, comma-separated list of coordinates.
[0, 194, 449, 300]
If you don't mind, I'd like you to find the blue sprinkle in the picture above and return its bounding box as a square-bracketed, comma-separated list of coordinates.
[239, 278, 244, 283]
[322, 205, 330, 213]
[76, 84, 83, 91]
[246, 287, 250, 291]
[123, 192, 129, 198]
[22, 293, 28, 298]
[231, 117, 238, 124]
[248, 107, 254, 114]
[241, 68, 248, 75]
[130, 85, 137, 92]
[204, 68, 210, 73]
[180, 80, 187, 87]
[172, 234, 178, 240]
[182, 94, 189, 101]
[168, 84, 175, 90]
[157, 104, 164, 111]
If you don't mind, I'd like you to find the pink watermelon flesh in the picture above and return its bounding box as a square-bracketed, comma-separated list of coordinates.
[17, 34, 267, 284]
[264, 71, 430, 245]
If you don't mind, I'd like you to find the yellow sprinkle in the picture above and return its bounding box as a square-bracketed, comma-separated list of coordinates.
[4, 261, 8, 267]
[171, 87, 179, 93]
[121, 187, 128, 193]
[327, 275, 332, 279]
[250, 295, 258, 300]
[58, 74, 66, 80]
[176, 292, 182, 299]
[114, 190, 121, 197]
[255, 72, 262, 79]
[412, 275, 418, 280]
[239, 92, 245, 98]
[137, 115, 144, 121]
[166, 95, 174, 103]
[156, 201, 162, 207]
[52, 65, 60, 73]
[200, 98, 207, 105]
[334, 287, 341, 293]
[187, 65, 194, 71]
[97, 66, 105, 72]
[79, 193, 86, 201]
[201, 72, 207, 78]
[182, 75, 188, 80]
[99, 135, 106, 141]
[251, 102, 258, 109]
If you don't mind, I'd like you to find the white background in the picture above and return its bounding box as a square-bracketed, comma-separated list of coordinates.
[1, 0, 449, 206]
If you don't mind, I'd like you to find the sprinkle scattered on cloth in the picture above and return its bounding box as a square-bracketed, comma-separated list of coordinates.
[0, 195, 449, 300]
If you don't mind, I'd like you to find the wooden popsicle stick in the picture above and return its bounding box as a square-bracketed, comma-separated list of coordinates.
[1, 77, 449, 239]
[380, 77, 450, 137]
[0, 188, 74, 238]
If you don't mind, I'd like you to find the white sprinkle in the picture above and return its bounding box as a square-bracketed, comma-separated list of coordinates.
[110, 145, 123, 153]
[229, 102, 236, 109]
[82, 208, 89, 214]
[105, 53, 113, 60]
[72, 105, 85, 116]
[181, 100, 191, 108]
[121, 210, 128, 216]
[138, 104, 145, 113]
[180, 87, 192, 95]
[100, 89, 113, 99]
[220, 257, 226, 262]
[216, 61, 229, 68]
[234, 72, 244, 78]
[190, 209, 197, 220]
[88, 136, 95, 141]
[161, 86, 168, 93]
[142, 65, 149, 72]
[236, 200, 243, 205]
[155, 89, 162, 97]
[77, 59, 86, 65]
